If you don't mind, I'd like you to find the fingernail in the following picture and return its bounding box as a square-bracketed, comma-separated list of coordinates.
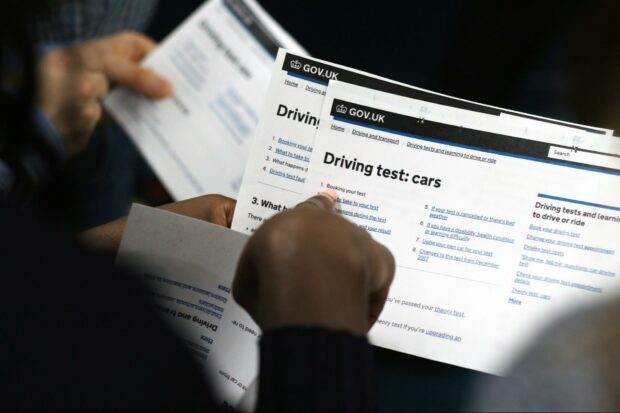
[320, 189, 338, 202]
[150, 79, 172, 97]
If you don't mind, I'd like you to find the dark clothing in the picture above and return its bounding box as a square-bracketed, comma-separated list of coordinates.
[31, 0, 159, 45]
[0, 204, 373, 411]
[259, 329, 373, 412]
[51, 123, 158, 231]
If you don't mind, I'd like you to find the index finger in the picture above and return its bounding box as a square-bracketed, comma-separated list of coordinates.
[295, 190, 338, 212]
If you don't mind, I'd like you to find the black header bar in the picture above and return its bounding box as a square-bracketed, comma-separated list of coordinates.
[283, 52, 606, 135]
[224, 0, 280, 56]
[329, 98, 620, 174]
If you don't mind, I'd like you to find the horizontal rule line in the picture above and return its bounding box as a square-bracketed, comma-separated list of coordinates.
[538, 194, 620, 213]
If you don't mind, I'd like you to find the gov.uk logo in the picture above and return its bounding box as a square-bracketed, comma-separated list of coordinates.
[289, 59, 302, 70]
[335, 104, 348, 114]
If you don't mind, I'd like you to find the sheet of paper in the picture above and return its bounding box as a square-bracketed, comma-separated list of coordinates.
[302, 81, 620, 374]
[232, 49, 616, 234]
[105, 0, 305, 200]
[117, 204, 258, 409]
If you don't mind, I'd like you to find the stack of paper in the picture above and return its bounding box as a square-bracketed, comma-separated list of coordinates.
[108, 0, 620, 409]
[231, 47, 620, 376]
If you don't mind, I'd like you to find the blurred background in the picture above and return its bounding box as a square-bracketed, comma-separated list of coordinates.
[146, 1, 620, 411]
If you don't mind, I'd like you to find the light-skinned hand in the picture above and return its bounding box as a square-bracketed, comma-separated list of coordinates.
[38, 31, 173, 156]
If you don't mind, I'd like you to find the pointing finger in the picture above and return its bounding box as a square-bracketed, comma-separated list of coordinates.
[295, 190, 338, 212]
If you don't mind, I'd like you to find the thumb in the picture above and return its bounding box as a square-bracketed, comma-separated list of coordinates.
[104, 54, 172, 99]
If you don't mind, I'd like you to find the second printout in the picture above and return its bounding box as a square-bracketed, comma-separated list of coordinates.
[231, 49, 616, 235]
[105, 0, 305, 200]
[302, 80, 620, 374]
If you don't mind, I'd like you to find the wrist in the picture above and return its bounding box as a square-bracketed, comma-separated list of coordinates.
[257, 271, 369, 336]
[77, 217, 127, 254]
[258, 327, 374, 411]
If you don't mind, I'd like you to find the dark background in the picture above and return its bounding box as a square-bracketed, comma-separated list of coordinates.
[149, 0, 620, 134]
[145, 2, 620, 411]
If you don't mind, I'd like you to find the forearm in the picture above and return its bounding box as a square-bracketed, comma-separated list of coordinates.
[77, 216, 127, 253]
[77, 195, 236, 255]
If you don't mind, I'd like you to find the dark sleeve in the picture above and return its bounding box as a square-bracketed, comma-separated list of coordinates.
[257, 327, 374, 412]
[0, 207, 218, 412]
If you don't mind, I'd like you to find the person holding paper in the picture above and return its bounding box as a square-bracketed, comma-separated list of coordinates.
[2, 189, 395, 410]
[4, 2, 620, 412]
[0, 30, 172, 206]
[30, 0, 168, 229]
[2, 9, 395, 410]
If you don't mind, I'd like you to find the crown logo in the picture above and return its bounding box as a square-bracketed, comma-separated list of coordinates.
[289, 59, 302, 70]
[335, 104, 348, 114]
